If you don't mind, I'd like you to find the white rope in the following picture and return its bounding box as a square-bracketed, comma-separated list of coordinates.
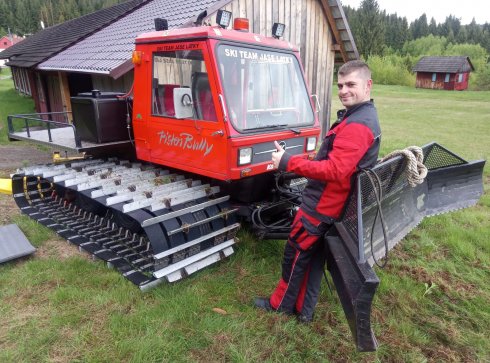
[381, 146, 428, 187]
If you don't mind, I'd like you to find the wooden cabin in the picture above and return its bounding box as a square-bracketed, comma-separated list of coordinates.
[1, 0, 358, 131]
[412, 56, 474, 91]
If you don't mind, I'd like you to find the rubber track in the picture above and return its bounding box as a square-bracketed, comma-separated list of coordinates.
[12, 160, 239, 290]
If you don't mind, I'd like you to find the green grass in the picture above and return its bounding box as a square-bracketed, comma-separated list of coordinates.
[0, 67, 36, 144]
[1, 75, 489, 362]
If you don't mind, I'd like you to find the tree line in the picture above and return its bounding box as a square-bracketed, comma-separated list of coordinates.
[344, 0, 490, 90]
[0, 0, 126, 36]
[1, 0, 489, 89]
[344, 0, 490, 57]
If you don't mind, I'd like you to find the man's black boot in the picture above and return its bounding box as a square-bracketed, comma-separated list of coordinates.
[296, 313, 314, 324]
[254, 297, 274, 312]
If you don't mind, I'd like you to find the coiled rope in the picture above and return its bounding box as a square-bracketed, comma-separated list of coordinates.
[360, 146, 429, 268]
[381, 146, 428, 187]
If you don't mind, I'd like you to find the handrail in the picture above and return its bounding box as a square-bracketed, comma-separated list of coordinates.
[7, 112, 82, 148]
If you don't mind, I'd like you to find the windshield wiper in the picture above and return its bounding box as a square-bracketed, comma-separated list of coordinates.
[245, 125, 302, 135]
[246, 124, 287, 131]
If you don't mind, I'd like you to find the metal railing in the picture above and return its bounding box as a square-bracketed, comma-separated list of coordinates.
[7, 112, 82, 148]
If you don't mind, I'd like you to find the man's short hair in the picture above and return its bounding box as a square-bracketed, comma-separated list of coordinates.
[338, 60, 371, 79]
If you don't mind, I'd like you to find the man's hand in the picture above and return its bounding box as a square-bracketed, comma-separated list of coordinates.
[272, 141, 285, 169]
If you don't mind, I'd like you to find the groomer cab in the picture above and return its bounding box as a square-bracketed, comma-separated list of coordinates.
[131, 12, 320, 183]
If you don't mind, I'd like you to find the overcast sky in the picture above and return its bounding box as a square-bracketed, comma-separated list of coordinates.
[339, 0, 489, 25]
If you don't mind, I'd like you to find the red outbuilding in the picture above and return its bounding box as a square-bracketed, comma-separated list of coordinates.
[412, 56, 474, 91]
[0, 34, 23, 67]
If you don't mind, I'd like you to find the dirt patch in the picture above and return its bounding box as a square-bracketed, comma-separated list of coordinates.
[0, 144, 54, 172]
[189, 332, 234, 362]
[0, 143, 52, 224]
[386, 263, 479, 299]
[0, 192, 19, 224]
[35, 238, 89, 261]
[0, 145, 90, 262]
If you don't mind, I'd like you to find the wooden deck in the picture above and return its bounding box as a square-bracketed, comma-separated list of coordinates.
[9, 127, 132, 153]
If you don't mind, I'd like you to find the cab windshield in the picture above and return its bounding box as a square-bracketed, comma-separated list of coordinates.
[216, 44, 314, 132]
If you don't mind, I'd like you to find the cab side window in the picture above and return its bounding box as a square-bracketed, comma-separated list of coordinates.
[152, 50, 217, 121]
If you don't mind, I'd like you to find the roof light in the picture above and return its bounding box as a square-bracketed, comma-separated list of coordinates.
[216, 9, 232, 29]
[272, 23, 285, 39]
[132, 50, 142, 65]
[154, 18, 168, 31]
[233, 18, 249, 32]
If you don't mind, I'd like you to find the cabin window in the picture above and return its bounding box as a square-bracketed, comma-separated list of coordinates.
[152, 49, 217, 121]
[444, 73, 450, 83]
[458, 73, 464, 83]
[431, 73, 436, 82]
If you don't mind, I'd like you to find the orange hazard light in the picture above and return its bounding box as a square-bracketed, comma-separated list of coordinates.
[233, 18, 249, 32]
[132, 50, 142, 65]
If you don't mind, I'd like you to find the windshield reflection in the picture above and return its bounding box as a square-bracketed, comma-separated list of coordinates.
[217, 45, 314, 132]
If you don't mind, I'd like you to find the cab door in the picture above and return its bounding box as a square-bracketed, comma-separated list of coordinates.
[146, 41, 228, 180]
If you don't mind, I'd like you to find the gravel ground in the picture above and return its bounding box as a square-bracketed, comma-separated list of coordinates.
[0, 144, 54, 174]
[0, 144, 87, 260]
[0, 144, 53, 221]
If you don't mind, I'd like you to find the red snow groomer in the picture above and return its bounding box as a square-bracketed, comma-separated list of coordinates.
[7, 11, 485, 352]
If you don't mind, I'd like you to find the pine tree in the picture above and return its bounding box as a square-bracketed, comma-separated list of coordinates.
[428, 17, 437, 35]
[350, 0, 386, 57]
[410, 14, 429, 39]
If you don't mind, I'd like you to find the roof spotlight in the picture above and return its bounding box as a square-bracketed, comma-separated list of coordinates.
[154, 18, 168, 31]
[216, 9, 232, 29]
[272, 22, 285, 39]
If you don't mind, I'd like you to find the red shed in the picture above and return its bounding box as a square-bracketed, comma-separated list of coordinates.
[412, 56, 474, 91]
[0, 34, 23, 50]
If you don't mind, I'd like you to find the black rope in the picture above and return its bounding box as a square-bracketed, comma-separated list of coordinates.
[360, 168, 389, 268]
[250, 197, 298, 231]
[125, 98, 134, 146]
[322, 266, 333, 295]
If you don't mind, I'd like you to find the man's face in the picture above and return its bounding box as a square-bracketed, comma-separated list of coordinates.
[337, 70, 372, 109]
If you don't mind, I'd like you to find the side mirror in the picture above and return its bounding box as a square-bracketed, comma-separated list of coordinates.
[311, 94, 321, 114]
[173, 88, 193, 119]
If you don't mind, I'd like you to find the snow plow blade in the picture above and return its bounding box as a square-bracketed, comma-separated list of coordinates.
[326, 142, 485, 352]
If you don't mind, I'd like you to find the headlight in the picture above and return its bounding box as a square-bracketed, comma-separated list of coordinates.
[238, 147, 252, 165]
[306, 137, 317, 152]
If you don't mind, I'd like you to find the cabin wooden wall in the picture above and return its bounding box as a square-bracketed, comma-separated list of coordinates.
[92, 72, 134, 93]
[208, 0, 336, 133]
[415, 72, 470, 91]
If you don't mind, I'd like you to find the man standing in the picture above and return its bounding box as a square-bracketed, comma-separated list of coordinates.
[254, 60, 381, 322]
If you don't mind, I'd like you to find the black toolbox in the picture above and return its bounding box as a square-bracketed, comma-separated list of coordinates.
[71, 90, 130, 144]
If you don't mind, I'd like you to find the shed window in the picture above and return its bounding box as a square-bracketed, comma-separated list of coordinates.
[11, 67, 31, 96]
[431, 73, 436, 82]
[458, 73, 464, 83]
[444, 73, 450, 82]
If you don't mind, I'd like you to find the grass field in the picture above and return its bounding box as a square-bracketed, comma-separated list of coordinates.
[0, 74, 489, 362]
[0, 67, 36, 144]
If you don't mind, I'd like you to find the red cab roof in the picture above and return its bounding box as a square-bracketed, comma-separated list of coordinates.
[135, 26, 299, 52]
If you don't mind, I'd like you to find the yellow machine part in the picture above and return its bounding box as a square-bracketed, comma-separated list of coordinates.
[0, 178, 12, 195]
[53, 151, 87, 163]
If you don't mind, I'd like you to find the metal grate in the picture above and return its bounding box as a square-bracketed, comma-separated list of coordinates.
[423, 143, 467, 170]
[338, 142, 472, 264]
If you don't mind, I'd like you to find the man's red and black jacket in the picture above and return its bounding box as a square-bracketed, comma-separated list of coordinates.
[278, 100, 381, 223]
